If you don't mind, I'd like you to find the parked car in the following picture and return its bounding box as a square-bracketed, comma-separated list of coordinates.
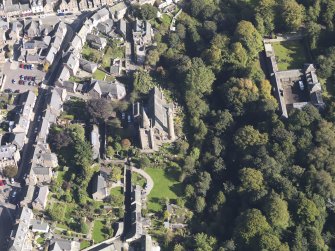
[10, 178, 14, 184]
[11, 191, 16, 197]
[299, 81, 304, 91]
[11, 79, 15, 84]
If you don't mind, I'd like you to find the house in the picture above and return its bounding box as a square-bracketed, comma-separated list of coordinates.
[9, 21, 23, 40]
[97, 19, 114, 35]
[126, 185, 143, 242]
[86, 33, 107, 50]
[79, 58, 98, 73]
[134, 87, 175, 151]
[63, 52, 80, 75]
[91, 125, 100, 160]
[90, 8, 110, 27]
[31, 166, 53, 184]
[57, 81, 78, 93]
[44, 0, 58, 13]
[10, 133, 26, 151]
[117, 19, 127, 39]
[109, 2, 127, 20]
[92, 174, 108, 201]
[69, 34, 83, 53]
[9, 207, 34, 251]
[57, 0, 79, 13]
[56, 66, 70, 85]
[45, 46, 58, 65]
[49, 238, 80, 251]
[87, 80, 127, 100]
[0, 144, 20, 171]
[110, 58, 122, 76]
[24, 20, 41, 38]
[78, 0, 89, 11]
[132, 20, 153, 64]
[31, 0, 44, 13]
[32, 186, 49, 210]
[31, 219, 49, 233]
[305, 64, 325, 109]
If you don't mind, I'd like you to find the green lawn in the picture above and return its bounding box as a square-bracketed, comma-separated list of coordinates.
[92, 220, 106, 243]
[82, 45, 101, 63]
[110, 186, 123, 196]
[272, 40, 309, 71]
[80, 240, 91, 250]
[145, 167, 183, 212]
[132, 172, 146, 187]
[92, 69, 106, 80]
[102, 45, 124, 70]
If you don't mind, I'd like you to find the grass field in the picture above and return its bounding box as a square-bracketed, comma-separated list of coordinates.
[92, 69, 106, 80]
[110, 186, 123, 196]
[145, 167, 182, 212]
[272, 40, 309, 71]
[80, 240, 91, 250]
[92, 220, 106, 243]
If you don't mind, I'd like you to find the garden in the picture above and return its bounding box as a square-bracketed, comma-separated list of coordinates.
[272, 40, 309, 71]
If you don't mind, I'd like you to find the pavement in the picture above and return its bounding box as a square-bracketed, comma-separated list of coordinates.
[130, 166, 153, 195]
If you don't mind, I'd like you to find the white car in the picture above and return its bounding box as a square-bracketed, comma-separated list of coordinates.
[298, 81, 304, 91]
[10, 178, 14, 184]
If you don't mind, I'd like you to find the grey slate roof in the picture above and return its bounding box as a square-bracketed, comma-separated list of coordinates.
[79, 58, 98, 73]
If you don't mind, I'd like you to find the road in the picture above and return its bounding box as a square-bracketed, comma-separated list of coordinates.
[16, 88, 47, 182]
[0, 206, 14, 250]
[45, 11, 93, 86]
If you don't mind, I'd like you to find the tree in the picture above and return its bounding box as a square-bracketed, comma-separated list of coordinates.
[195, 171, 211, 196]
[111, 167, 122, 182]
[145, 49, 160, 66]
[280, 0, 305, 31]
[193, 233, 217, 251]
[233, 125, 268, 150]
[121, 139, 131, 150]
[80, 218, 89, 234]
[239, 168, 265, 193]
[3, 165, 17, 178]
[139, 156, 151, 169]
[222, 78, 259, 116]
[264, 193, 290, 229]
[133, 70, 155, 94]
[133, 4, 158, 20]
[234, 21, 263, 59]
[185, 58, 215, 96]
[106, 146, 115, 158]
[255, 0, 276, 35]
[195, 196, 206, 213]
[234, 209, 271, 247]
[297, 197, 320, 224]
[87, 99, 114, 122]
[48, 203, 65, 222]
[255, 232, 289, 251]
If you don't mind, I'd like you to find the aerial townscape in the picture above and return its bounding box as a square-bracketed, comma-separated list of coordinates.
[1, 0, 335, 250]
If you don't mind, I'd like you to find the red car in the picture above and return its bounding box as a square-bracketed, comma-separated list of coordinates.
[19, 64, 24, 68]
[0, 180, 4, 186]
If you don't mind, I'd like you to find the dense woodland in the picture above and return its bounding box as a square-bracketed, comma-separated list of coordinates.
[138, 0, 335, 250]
